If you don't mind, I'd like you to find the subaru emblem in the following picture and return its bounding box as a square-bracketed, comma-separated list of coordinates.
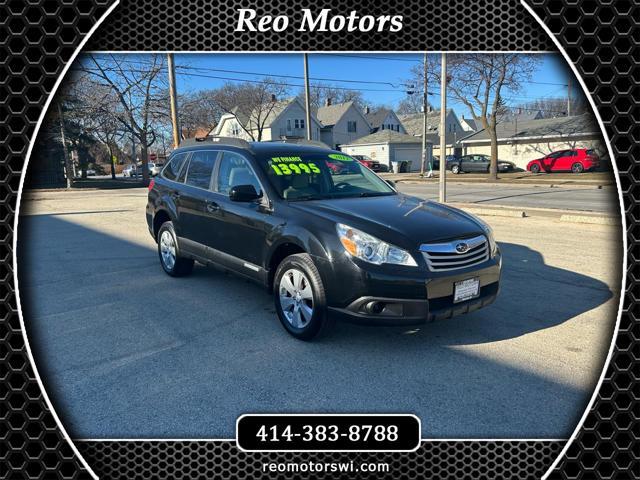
[455, 242, 469, 254]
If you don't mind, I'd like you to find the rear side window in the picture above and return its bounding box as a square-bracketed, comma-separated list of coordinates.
[162, 153, 188, 181]
[586, 149, 595, 156]
[185, 150, 218, 189]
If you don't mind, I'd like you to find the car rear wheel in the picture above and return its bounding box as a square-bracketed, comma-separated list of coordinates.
[157, 222, 194, 277]
[451, 164, 461, 174]
[571, 162, 584, 173]
[530, 163, 540, 174]
[274, 253, 333, 340]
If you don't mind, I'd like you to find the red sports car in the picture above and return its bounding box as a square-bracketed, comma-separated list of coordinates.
[526, 148, 600, 174]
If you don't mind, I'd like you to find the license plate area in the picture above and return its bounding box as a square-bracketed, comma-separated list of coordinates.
[453, 277, 480, 303]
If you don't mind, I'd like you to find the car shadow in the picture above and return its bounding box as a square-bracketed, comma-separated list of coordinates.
[334, 241, 616, 346]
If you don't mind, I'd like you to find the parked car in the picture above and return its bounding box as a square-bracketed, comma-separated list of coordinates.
[431, 155, 460, 171]
[147, 138, 501, 340]
[123, 164, 137, 177]
[86, 168, 96, 176]
[449, 154, 515, 174]
[526, 148, 600, 174]
[149, 162, 163, 176]
[351, 155, 383, 172]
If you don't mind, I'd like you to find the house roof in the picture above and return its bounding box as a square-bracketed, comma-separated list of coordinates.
[460, 114, 600, 143]
[316, 101, 358, 127]
[398, 109, 455, 136]
[460, 117, 478, 131]
[365, 108, 393, 129]
[340, 129, 428, 146]
[225, 97, 301, 129]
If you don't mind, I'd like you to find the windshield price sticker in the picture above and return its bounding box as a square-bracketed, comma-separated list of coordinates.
[237, 414, 421, 451]
[328, 153, 353, 162]
[270, 162, 320, 175]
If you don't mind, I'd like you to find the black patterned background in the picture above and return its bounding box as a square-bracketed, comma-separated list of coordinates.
[1, 0, 637, 479]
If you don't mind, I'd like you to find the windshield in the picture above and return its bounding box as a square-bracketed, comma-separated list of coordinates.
[256, 152, 395, 201]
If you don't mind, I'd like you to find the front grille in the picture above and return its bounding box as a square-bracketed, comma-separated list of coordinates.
[420, 235, 489, 272]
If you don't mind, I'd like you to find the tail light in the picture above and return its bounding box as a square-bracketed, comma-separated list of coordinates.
[148, 178, 155, 191]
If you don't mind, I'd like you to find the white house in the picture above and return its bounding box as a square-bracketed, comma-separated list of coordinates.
[315, 100, 371, 150]
[364, 107, 406, 134]
[459, 114, 605, 169]
[459, 115, 478, 133]
[399, 109, 464, 157]
[340, 130, 433, 173]
[212, 97, 323, 142]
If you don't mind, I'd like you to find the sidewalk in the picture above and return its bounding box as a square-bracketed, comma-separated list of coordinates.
[380, 171, 615, 188]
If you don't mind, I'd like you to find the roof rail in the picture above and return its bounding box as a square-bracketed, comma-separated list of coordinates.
[180, 136, 253, 150]
[271, 138, 331, 149]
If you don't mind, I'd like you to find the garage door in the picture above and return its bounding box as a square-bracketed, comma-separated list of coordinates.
[394, 147, 422, 172]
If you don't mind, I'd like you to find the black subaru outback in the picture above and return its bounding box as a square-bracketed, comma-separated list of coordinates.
[147, 138, 501, 340]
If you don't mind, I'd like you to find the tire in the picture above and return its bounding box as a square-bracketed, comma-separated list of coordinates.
[451, 164, 461, 174]
[157, 221, 194, 277]
[571, 162, 584, 173]
[274, 253, 333, 341]
[530, 163, 540, 174]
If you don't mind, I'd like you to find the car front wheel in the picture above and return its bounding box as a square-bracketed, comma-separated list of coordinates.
[530, 163, 540, 174]
[157, 221, 194, 277]
[451, 164, 461, 174]
[274, 253, 333, 340]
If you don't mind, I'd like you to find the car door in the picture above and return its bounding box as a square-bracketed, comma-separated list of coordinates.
[175, 149, 220, 258]
[544, 151, 564, 171]
[557, 150, 576, 170]
[209, 150, 274, 275]
[460, 155, 474, 172]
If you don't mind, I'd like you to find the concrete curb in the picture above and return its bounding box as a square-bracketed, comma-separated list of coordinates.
[458, 207, 527, 218]
[559, 214, 621, 225]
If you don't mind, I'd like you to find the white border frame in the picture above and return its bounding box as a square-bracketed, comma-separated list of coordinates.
[11, 8, 625, 478]
[520, 2, 627, 478]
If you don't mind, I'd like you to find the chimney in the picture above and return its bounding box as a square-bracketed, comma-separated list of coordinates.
[271, 94, 277, 102]
[325, 98, 332, 107]
[461, 114, 465, 119]
[365, 105, 370, 114]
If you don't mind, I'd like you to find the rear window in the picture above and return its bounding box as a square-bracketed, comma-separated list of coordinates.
[162, 153, 188, 181]
[586, 149, 596, 156]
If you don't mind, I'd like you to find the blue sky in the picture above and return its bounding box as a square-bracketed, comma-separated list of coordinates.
[170, 53, 575, 116]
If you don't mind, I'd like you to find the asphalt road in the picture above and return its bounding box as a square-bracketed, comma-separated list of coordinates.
[396, 182, 620, 214]
[18, 189, 622, 439]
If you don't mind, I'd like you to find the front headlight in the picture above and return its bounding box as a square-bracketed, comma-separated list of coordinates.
[475, 218, 497, 256]
[336, 223, 417, 267]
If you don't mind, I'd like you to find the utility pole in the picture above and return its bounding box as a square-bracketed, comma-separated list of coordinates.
[303, 53, 312, 141]
[421, 53, 431, 178]
[439, 53, 447, 203]
[167, 53, 181, 148]
[57, 101, 73, 188]
[567, 77, 572, 117]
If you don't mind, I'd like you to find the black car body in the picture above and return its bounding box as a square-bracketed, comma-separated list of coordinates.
[449, 154, 515, 174]
[147, 138, 501, 340]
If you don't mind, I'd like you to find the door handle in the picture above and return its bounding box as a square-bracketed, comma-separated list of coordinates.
[171, 190, 181, 199]
[206, 201, 220, 213]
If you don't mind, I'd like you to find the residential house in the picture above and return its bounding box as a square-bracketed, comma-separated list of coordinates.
[459, 114, 604, 169]
[315, 100, 371, 150]
[211, 97, 322, 143]
[340, 130, 433, 173]
[459, 115, 478, 133]
[399, 109, 464, 157]
[364, 107, 406, 134]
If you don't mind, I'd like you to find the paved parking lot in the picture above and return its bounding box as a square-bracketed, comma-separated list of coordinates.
[18, 188, 622, 439]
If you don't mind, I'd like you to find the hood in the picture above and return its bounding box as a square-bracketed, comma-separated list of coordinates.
[288, 194, 485, 249]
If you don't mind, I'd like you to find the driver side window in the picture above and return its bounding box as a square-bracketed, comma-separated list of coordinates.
[216, 152, 262, 197]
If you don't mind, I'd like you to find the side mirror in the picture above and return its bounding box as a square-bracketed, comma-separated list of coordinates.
[385, 179, 396, 189]
[229, 184, 260, 202]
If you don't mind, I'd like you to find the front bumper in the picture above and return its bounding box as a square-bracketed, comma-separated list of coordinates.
[322, 251, 502, 326]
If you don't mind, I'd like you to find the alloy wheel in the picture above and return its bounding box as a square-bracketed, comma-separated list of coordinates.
[160, 230, 176, 270]
[279, 269, 314, 328]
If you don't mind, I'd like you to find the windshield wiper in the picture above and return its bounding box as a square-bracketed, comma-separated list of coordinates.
[358, 192, 395, 197]
[288, 194, 331, 201]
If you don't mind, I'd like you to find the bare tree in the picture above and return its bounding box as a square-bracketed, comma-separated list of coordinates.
[178, 90, 224, 138]
[212, 79, 289, 141]
[300, 83, 365, 110]
[442, 54, 540, 179]
[79, 54, 167, 183]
